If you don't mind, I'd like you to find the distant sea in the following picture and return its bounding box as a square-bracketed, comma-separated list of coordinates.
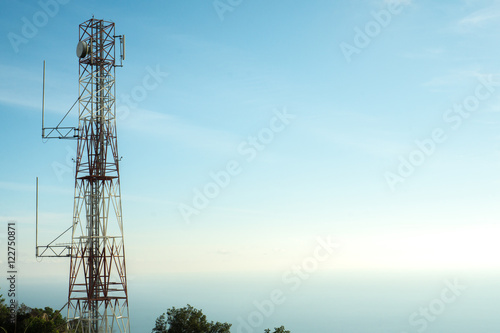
[17, 270, 500, 333]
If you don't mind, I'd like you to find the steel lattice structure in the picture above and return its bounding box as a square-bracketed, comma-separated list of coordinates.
[66, 18, 129, 333]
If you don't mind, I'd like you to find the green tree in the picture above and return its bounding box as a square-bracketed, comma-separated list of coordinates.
[0, 289, 6, 333]
[152, 313, 168, 333]
[15, 304, 67, 333]
[0, 293, 68, 333]
[152, 304, 231, 333]
[0, 288, 13, 333]
[264, 326, 291, 333]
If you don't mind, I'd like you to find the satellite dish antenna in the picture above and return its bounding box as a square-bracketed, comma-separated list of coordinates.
[76, 41, 89, 58]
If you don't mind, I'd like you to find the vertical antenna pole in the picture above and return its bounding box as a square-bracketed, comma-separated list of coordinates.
[122, 35, 125, 60]
[42, 61, 45, 138]
[36, 177, 39, 257]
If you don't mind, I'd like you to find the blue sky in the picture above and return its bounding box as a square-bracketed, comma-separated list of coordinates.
[2, 0, 500, 331]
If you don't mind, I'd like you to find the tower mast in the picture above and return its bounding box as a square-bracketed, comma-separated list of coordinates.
[68, 18, 129, 332]
[37, 18, 128, 333]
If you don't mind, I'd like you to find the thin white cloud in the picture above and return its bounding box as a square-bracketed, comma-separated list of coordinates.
[459, 4, 500, 26]
[300, 114, 408, 158]
[0, 63, 76, 115]
[383, 0, 412, 5]
[0, 181, 73, 198]
[402, 47, 445, 60]
[120, 107, 240, 154]
[121, 193, 178, 206]
[215, 249, 232, 255]
[422, 69, 500, 91]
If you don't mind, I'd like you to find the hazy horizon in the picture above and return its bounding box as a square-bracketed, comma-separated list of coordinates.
[17, 270, 500, 332]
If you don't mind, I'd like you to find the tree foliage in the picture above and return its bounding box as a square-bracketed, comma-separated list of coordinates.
[265, 326, 291, 333]
[152, 304, 292, 333]
[152, 304, 231, 333]
[0, 288, 67, 333]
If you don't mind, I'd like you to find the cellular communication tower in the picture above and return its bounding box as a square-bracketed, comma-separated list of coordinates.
[37, 18, 129, 332]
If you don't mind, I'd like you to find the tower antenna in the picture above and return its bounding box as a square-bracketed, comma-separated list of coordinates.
[37, 18, 129, 333]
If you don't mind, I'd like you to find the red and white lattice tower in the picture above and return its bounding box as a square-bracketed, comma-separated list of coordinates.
[38, 17, 128, 332]
[37, 18, 128, 332]
[67, 18, 129, 332]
